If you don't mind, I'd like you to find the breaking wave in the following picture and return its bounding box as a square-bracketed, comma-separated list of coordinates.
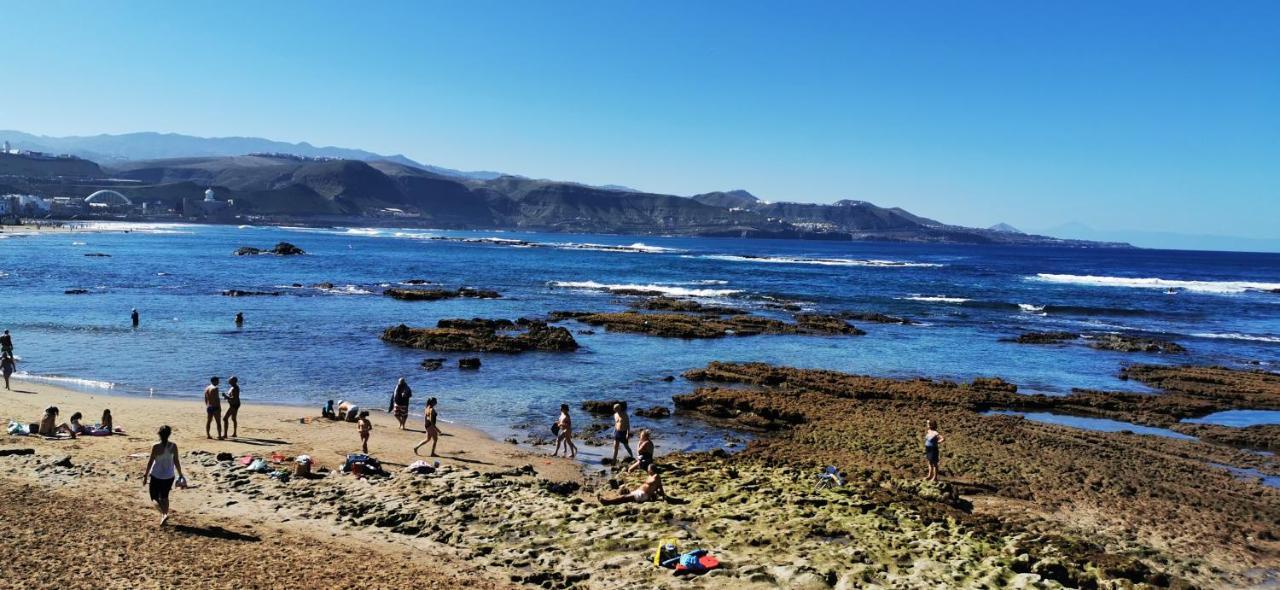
[15, 372, 115, 390]
[900, 295, 970, 304]
[692, 254, 942, 268]
[1032, 274, 1280, 294]
[1190, 332, 1280, 344]
[549, 280, 741, 298]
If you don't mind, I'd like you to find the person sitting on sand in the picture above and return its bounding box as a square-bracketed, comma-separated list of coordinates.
[38, 406, 75, 438]
[322, 399, 336, 419]
[68, 412, 88, 434]
[413, 397, 440, 457]
[1, 352, 14, 391]
[389, 377, 412, 430]
[598, 464, 666, 505]
[924, 419, 945, 483]
[552, 403, 577, 458]
[611, 403, 634, 466]
[204, 376, 223, 440]
[101, 409, 113, 432]
[627, 429, 655, 472]
[222, 376, 241, 438]
[143, 425, 184, 526]
[357, 411, 372, 453]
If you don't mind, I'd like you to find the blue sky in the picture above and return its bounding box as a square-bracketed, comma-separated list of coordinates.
[1, 1, 1276, 246]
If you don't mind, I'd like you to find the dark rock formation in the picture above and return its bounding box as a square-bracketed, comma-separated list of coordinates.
[63, 289, 90, 295]
[839, 311, 914, 324]
[1088, 334, 1185, 353]
[634, 406, 671, 419]
[222, 289, 282, 297]
[436, 318, 515, 330]
[581, 400, 624, 415]
[552, 311, 866, 339]
[235, 242, 305, 256]
[458, 358, 481, 370]
[969, 377, 1017, 393]
[312, 282, 335, 290]
[403, 279, 430, 285]
[1014, 332, 1080, 344]
[628, 297, 745, 315]
[794, 314, 867, 335]
[420, 358, 445, 371]
[381, 321, 578, 353]
[384, 287, 501, 301]
[83, 253, 111, 257]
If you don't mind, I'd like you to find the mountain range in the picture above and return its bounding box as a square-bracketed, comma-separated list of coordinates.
[0, 131, 1128, 247]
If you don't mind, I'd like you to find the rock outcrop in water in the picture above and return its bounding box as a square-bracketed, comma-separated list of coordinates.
[839, 311, 914, 324]
[234, 242, 305, 256]
[381, 320, 577, 353]
[222, 289, 282, 297]
[551, 311, 864, 339]
[1088, 333, 1186, 353]
[626, 296, 745, 315]
[1014, 331, 1080, 344]
[383, 287, 501, 301]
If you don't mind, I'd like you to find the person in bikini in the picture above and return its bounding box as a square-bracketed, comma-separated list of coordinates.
[598, 464, 665, 505]
[413, 397, 440, 457]
[203, 376, 223, 440]
[552, 403, 577, 458]
[222, 376, 241, 438]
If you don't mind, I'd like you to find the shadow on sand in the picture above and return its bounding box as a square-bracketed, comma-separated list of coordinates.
[172, 524, 260, 542]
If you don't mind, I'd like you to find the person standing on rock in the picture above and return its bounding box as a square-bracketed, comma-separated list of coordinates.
[142, 425, 184, 526]
[203, 376, 223, 440]
[413, 397, 440, 457]
[1, 352, 15, 390]
[611, 403, 634, 466]
[924, 419, 945, 483]
[222, 376, 241, 438]
[389, 377, 412, 430]
[552, 403, 577, 458]
[131, 308, 139, 328]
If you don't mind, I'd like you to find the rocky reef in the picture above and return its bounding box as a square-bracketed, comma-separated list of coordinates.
[384, 287, 501, 301]
[674, 361, 1280, 584]
[1087, 333, 1186, 353]
[550, 311, 864, 339]
[234, 242, 305, 256]
[1013, 331, 1080, 344]
[381, 320, 578, 353]
[839, 311, 914, 325]
[222, 289, 282, 297]
[627, 297, 745, 315]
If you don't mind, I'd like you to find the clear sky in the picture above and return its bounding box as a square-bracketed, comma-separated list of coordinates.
[1, 1, 1276, 244]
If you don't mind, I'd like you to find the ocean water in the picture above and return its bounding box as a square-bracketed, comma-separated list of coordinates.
[2, 223, 1278, 449]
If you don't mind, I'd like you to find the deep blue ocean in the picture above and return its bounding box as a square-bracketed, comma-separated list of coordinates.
[2, 222, 1279, 456]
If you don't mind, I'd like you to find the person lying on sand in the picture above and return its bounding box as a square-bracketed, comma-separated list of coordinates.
[38, 406, 76, 438]
[357, 411, 372, 454]
[413, 397, 441, 457]
[204, 376, 223, 440]
[626, 429, 655, 473]
[598, 464, 665, 505]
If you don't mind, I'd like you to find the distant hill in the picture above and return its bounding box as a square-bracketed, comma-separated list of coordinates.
[989, 222, 1023, 234]
[0, 130, 505, 181]
[0, 152, 103, 178]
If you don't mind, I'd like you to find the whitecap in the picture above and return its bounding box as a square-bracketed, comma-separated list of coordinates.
[1191, 332, 1280, 344]
[1018, 303, 1046, 313]
[900, 295, 970, 304]
[1031, 274, 1280, 294]
[692, 254, 941, 268]
[549, 280, 740, 298]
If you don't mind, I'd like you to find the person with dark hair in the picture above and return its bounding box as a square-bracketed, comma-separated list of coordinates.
[38, 406, 76, 438]
[203, 376, 223, 440]
[924, 418, 945, 483]
[552, 403, 577, 458]
[222, 376, 241, 438]
[357, 411, 372, 453]
[234, 312, 244, 327]
[389, 377, 412, 430]
[131, 308, 139, 328]
[413, 397, 440, 457]
[627, 429, 655, 472]
[101, 409, 113, 432]
[611, 403, 634, 466]
[143, 425, 183, 526]
[0, 329, 13, 356]
[598, 464, 665, 505]
[1, 352, 15, 390]
[68, 412, 88, 435]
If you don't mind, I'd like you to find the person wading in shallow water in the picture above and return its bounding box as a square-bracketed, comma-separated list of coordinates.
[142, 425, 184, 526]
[1, 329, 13, 356]
[222, 376, 241, 438]
[234, 312, 244, 327]
[389, 377, 412, 430]
[413, 397, 440, 457]
[203, 377, 223, 439]
[552, 403, 577, 458]
[131, 308, 139, 328]
[924, 419, 945, 483]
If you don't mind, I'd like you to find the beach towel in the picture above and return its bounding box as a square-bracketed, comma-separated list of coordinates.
[239, 454, 255, 466]
[247, 458, 270, 472]
[7, 421, 29, 436]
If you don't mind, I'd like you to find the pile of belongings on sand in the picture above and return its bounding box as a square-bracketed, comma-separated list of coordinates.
[653, 537, 721, 576]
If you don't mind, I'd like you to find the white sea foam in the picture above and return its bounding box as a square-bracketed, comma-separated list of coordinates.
[549, 280, 741, 298]
[1018, 303, 1046, 313]
[900, 295, 970, 304]
[73, 221, 196, 234]
[15, 372, 115, 390]
[1191, 332, 1280, 344]
[693, 254, 941, 268]
[321, 284, 374, 295]
[71, 241, 86, 246]
[544, 241, 685, 254]
[1032, 273, 1280, 294]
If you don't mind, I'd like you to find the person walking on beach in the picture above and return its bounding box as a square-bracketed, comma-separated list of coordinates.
[924, 419, 945, 483]
[357, 411, 372, 453]
[389, 377, 412, 430]
[552, 403, 577, 458]
[611, 403, 634, 466]
[413, 397, 440, 457]
[1, 329, 13, 356]
[1, 352, 15, 390]
[222, 376, 241, 438]
[142, 425, 184, 526]
[203, 376, 223, 439]
[131, 308, 139, 328]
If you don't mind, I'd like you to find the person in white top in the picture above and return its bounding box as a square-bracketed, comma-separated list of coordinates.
[142, 425, 184, 526]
